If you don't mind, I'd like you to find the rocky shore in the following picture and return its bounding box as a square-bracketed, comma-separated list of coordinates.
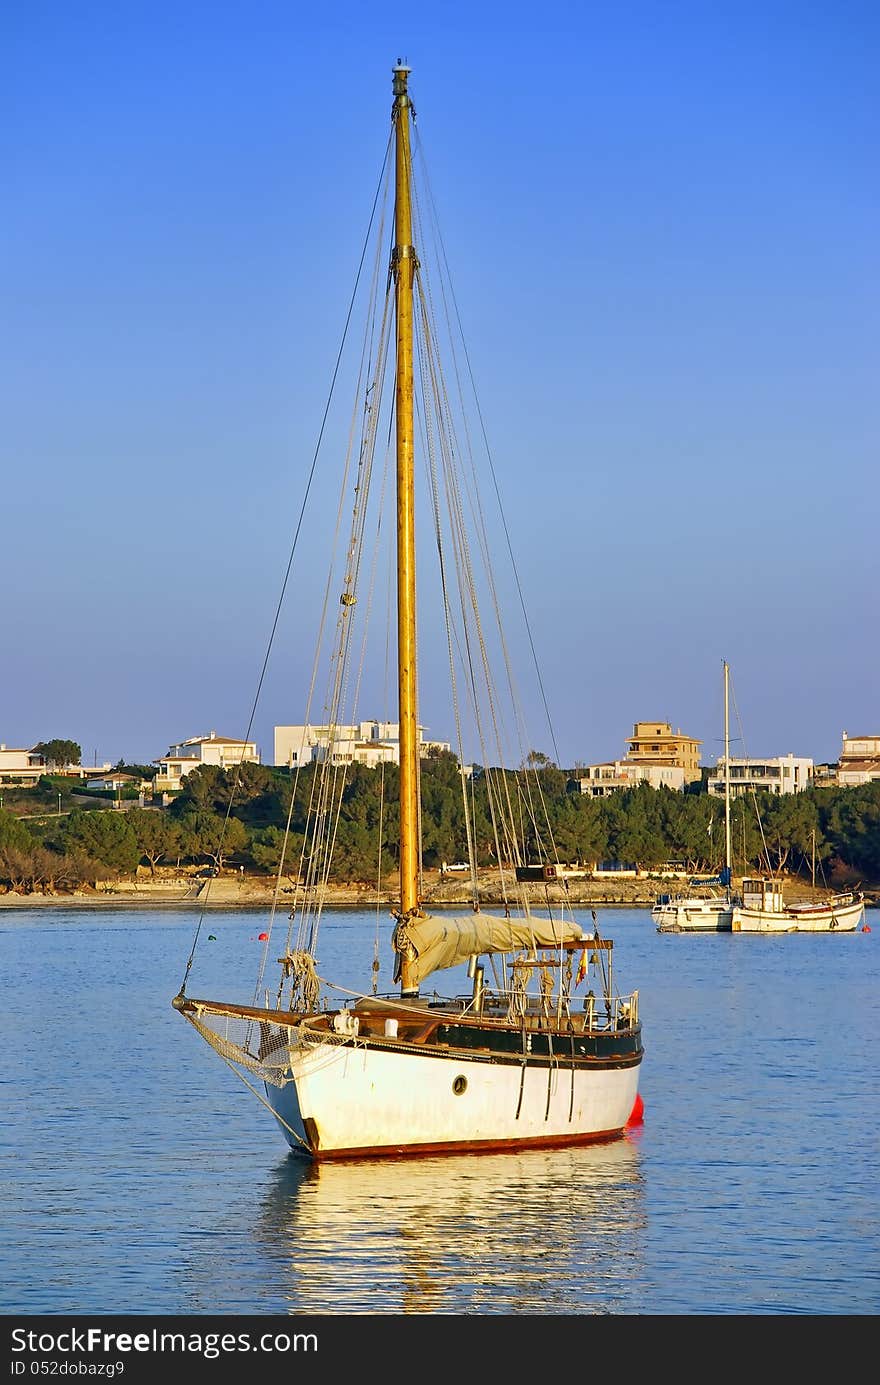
[1, 868, 873, 910]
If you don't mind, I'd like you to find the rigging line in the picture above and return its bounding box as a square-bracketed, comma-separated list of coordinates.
[411, 150, 546, 903]
[288, 752, 334, 952]
[256, 777, 305, 1009]
[312, 281, 394, 875]
[412, 178, 550, 880]
[176, 131, 394, 997]
[412, 202, 510, 780]
[343, 296, 395, 728]
[307, 404, 393, 958]
[729, 672, 774, 874]
[518, 755, 567, 881]
[590, 909, 611, 1005]
[413, 125, 562, 771]
[272, 574, 358, 968]
[419, 342, 519, 880]
[414, 293, 480, 901]
[305, 394, 385, 935]
[257, 331, 396, 991]
[257, 566, 384, 996]
[415, 175, 527, 788]
[373, 525, 395, 977]
[279, 197, 394, 969]
[373, 762, 386, 992]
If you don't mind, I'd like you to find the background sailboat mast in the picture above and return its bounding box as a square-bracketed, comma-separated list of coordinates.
[723, 659, 732, 896]
[391, 64, 421, 964]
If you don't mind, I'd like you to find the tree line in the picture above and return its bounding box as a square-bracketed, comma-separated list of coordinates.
[1, 753, 878, 892]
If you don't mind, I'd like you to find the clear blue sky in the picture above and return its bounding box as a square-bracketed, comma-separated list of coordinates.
[3, 1, 877, 771]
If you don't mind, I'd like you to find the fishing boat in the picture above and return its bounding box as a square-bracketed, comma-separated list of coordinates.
[653, 660, 737, 933]
[731, 877, 864, 932]
[172, 64, 644, 1160]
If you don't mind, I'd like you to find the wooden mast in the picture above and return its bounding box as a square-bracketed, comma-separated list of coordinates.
[392, 63, 421, 994]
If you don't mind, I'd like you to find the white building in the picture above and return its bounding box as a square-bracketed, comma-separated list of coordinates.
[0, 744, 46, 785]
[575, 761, 689, 797]
[85, 772, 151, 794]
[274, 720, 450, 769]
[837, 732, 880, 787]
[707, 753, 813, 798]
[153, 731, 260, 793]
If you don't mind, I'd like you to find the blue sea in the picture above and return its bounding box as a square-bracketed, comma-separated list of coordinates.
[1, 903, 877, 1323]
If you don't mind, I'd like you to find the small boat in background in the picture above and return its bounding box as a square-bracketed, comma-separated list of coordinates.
[653, 882, 735, 933]
[654, 660, 737, 933]
[731, 877, 864, 933]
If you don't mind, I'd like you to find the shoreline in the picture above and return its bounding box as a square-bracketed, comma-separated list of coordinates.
[1, 871, 874, 911]
[0, 883, 661, 909]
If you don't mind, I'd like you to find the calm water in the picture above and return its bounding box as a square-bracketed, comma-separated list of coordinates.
[1, 904, 877, 1316]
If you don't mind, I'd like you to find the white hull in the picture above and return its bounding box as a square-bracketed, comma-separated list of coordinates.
[266, 1036, 641, 1159]
[653, 899, 734, 932]
[731, 897, 864, 933]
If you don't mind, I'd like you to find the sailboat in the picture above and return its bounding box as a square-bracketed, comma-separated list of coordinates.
[172, 64, 644, 1160]
[716, 675, 865, 933]
[652, 660, 737, 933]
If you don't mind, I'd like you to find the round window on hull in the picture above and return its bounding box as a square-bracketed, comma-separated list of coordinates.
[452, 1075, 467, 1096]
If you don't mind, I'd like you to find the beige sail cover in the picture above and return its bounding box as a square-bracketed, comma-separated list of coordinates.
[396, 912, 587, 987]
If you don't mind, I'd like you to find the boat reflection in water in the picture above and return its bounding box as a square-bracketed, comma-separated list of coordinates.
[257, 1137, 646, 1314]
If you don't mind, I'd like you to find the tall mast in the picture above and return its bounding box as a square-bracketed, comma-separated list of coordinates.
[391, 62, 421, 992]
[723, 659, 732, 898]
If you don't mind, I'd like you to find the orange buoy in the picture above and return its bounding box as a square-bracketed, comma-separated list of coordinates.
[626, 1092, 645, 1127]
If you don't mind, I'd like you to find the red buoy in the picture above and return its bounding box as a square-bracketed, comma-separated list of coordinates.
[863, 924, 871, 933]
[258, 931, 269, 941]
[626, 1092, 645, 1127]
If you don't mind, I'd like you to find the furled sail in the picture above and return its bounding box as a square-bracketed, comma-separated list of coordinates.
[393, 912, 587, 987]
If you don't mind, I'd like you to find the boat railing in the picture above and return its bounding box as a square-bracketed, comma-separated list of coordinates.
[350, 986, 640, 1031]
[462, 986, 639, 1031]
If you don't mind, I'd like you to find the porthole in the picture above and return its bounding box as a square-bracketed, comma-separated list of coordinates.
[452, 1075, 467, 1096]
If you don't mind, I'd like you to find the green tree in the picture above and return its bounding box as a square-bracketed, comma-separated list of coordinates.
[113, 760, 156, 780]
[331, 820, 380, 881]
[168, 765, 227, 815]
[247, 825, 306, 876]
[127, 808, 182, 874]
[600, 785, 664, 866]
[0, 846, 38, 892]
[169, 762, 284, 825]
[34, 739, 82, 768]
[570, 795, 607, 865]
[226, 762, 281, 821]
[419, 753, 469, 867]
[824, 781, 880, 881]
[728, 795, 766, 876]
[525, 749, 552, 768]
[0, 843, 92, 893]
[60, 810, 139, 874]
[175, 810, 248, 870]
[0, 809, 34, 853]
[121, 752, 880, 889]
